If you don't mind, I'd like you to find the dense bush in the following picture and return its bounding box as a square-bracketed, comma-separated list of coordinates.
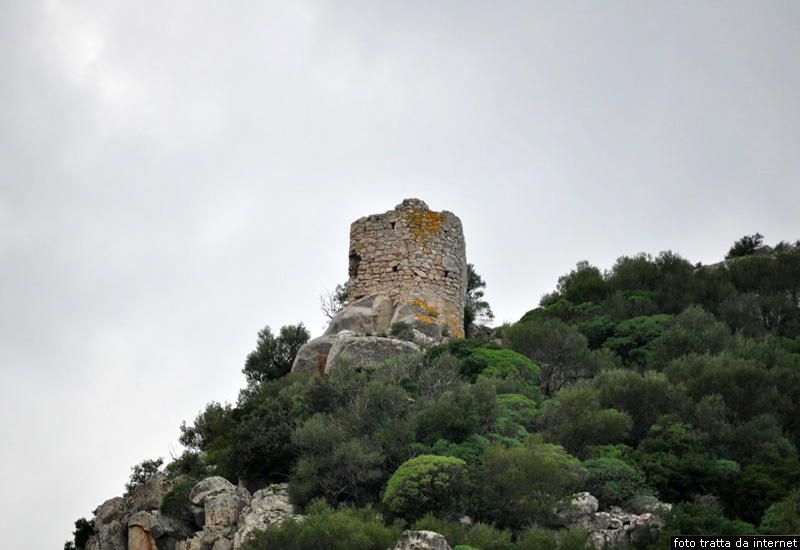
[160, 479, 198, 523]
[582, 457, 650, 507]
[382, 455, 467, 520]
[240, 499, 401, 550]
[242, 323, 310, 384]
[467, 437, 586, 529]
[759, 488, 800, 534]
[124, 457, 164, 494]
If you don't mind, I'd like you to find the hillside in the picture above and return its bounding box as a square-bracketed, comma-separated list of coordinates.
[67, 234, 800, 550]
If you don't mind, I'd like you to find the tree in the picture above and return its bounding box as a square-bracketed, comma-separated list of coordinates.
[321, 282, 349, 321]
[468, 437, 586, 529]
[464, 264, 494, 337]
[243, 323, 310, 384]
[540, 385, 633, 456]
[382, 455, 467, 520]
[556, 261, 608, 304]
[125, 457, 164, 494]
[760, 488, 800, 535]
[505, 317, 596, 394]
[64, 517, 95, 550]
[726, 233, 765, 259]
[583, 458, 650, 506]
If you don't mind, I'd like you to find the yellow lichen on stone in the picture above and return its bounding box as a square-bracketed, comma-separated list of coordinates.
[405, 208, 444, 244]
[414, 315, 437, 324]
[409, 298, 439, 317]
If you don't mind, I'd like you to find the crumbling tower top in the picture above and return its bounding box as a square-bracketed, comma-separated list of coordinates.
[347, 198, 468, 337]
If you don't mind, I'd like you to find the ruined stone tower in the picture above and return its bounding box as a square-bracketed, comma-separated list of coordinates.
[347, 198, 468, 337]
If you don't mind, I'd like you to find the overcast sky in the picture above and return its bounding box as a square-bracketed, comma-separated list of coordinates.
[1, 1, 799, 547]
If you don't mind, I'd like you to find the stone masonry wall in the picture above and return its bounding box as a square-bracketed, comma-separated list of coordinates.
[347, 198, 468, 337]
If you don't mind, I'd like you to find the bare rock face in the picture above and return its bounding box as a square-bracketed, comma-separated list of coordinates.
[132, 473, 174, 512]
[553, 492, 670, 547]
[554, 492, 599, 523]
[127, 525, 158, 550]
[178, 477, 251, 550]
[578, 510, 665, 548]
[391, 530, 452, 550]
[128, 510, 195, 550]
[325, 333, 420, 373]
[290, 335, 337, 375]
[232, 483, 299, 549]
[92, 496, 130, 550]
[324, 294, 394, 335]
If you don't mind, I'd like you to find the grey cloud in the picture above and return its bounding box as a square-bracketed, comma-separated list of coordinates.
[1, 1, 798, 546]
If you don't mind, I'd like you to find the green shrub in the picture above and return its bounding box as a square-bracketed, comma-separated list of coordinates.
[583, 457, 649, 507]
[460, 522, 514, 550]
[651, 498, 756, 549]
[124, 457, 164, 494]
[160, 479, 198, 523]
[516, 526, 558, 550]
[557, 525, 593, 550]
[410, 514, 466, 546]
[382, 455, 467, 520]
[468, 437, 586, 529]
[240, 499, 401, 550]
[391, 322, 416, 342]
[760, 487, 800, 534]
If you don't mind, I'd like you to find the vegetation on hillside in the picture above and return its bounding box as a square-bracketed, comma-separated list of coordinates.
[67, 235, 800, 550]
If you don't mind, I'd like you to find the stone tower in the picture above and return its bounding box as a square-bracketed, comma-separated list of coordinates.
[347, 198, 468, 337]
[291, 198, 468, 375]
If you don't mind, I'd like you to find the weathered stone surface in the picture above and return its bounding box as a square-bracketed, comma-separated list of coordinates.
[190, 477, 236, 507]
[391, 530, 452, 550]
[96, 496, 129, 526]
[325, 334, 420, 373]
[128, 525, 158, 550]
[411, 329, 438, 347]
[290, 335, 337, 374]
[232, 483, 298, 550]
[128, 511, 195, 542]
[555, 492, 599, 523]
[177, 525, 231, 550]
[578, 510, 664, 548]
[93, 497, 129, 550]
[204, 486, 250, 527]
[394, 314, 442, 340]
[132, 473, 175, 512]
[176, 477, 250, 550]
[324, 294, 394, 336]
[625, 494, 673, 516]
[347, 199, 468, 338]
[95, 520, 127, 550]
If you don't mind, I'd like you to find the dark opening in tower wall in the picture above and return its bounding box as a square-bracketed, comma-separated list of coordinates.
[348, 251, 361, 278]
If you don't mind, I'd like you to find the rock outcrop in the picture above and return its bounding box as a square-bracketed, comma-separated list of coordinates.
[92, 496, 129, 550]
[325, 332, 420, 372]
[127, 511, 193, 550]
[84, 479, 298, 550]
[578, 509, 666, 548]
[292, 323, 421, 374]
[232, 483, 299, 549]
[554, 491, 599, 523]
[391, 530, 452, 550]
[176, 477, 251, 550]
[556, 492, 671, 548]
